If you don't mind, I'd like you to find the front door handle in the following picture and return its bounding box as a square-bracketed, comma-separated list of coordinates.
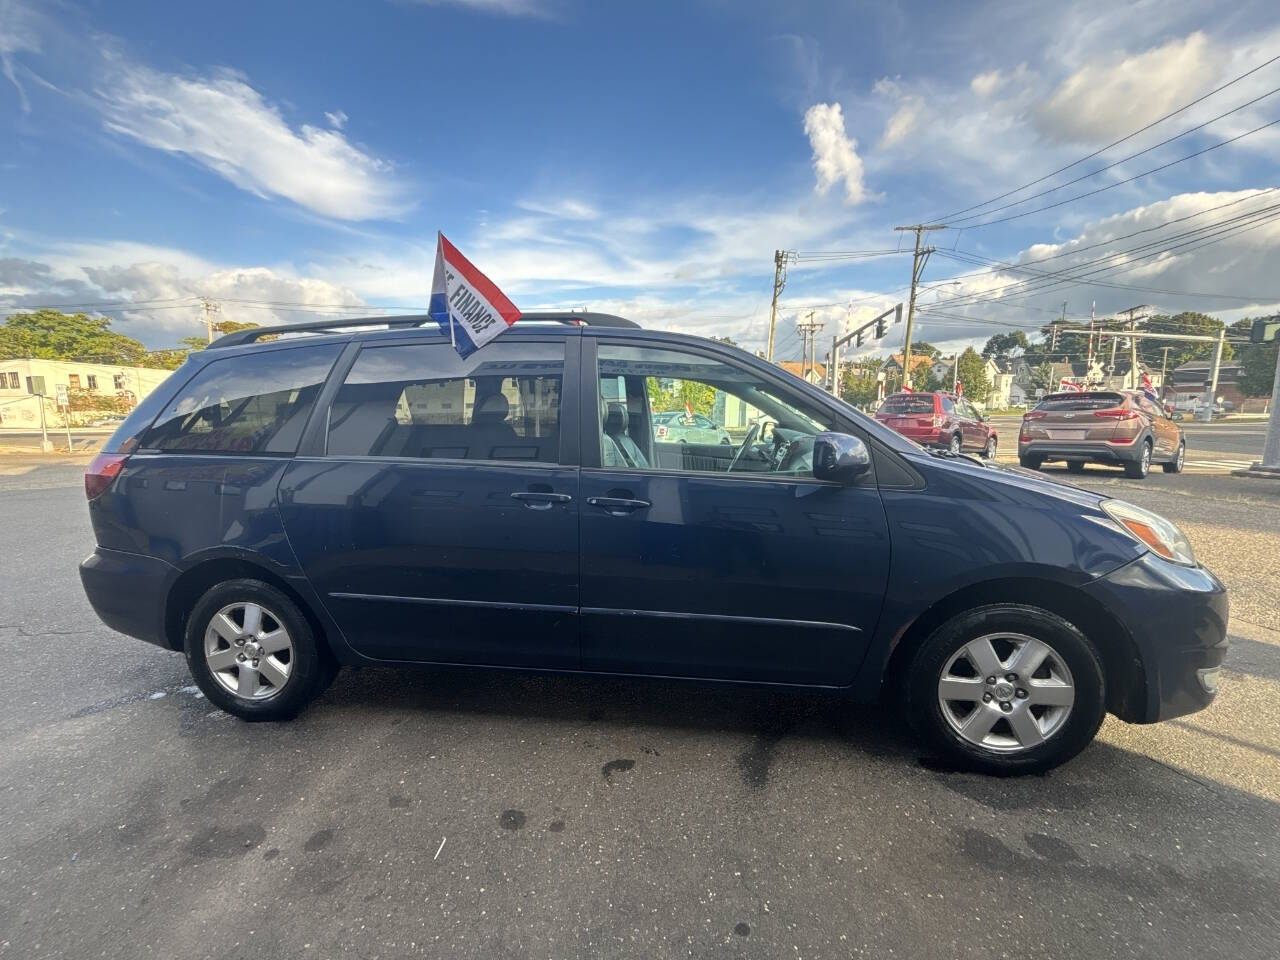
[510, 491, 573, 510]
[586, 496, 652, 515]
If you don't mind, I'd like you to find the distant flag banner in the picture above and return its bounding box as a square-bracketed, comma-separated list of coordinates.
[1059, 378, 1083, 392]
[955, 381, 963, 397]
[1141, 371, 1159, 403]
[429, 232, 522, 358]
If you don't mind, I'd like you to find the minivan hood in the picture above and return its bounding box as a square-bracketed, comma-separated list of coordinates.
[904, 450, 1108, 511]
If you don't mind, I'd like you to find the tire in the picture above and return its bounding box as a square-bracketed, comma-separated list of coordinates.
[948, 433, 962, 455]
[184, 578, 337, 721]
[905, 603, 1106, 775]
[1018, 455, 1042, 470]
[1066, 460, 1086, 474]
[1123, 440, 1152, 479]
[1162, 441, 1185, 474]
[983, 436, 997, 460]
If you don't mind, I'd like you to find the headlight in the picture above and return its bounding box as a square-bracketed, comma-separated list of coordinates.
[1101, 499, 1196, 566]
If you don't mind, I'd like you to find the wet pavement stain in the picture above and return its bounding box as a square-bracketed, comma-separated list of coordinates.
[601, 758, 634, 782]
[499, 809, 527, 830]
[303, 828, 334, 852]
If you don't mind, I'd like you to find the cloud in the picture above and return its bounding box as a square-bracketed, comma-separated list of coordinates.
[1036, 32, 1216, 144]
[0, 0, 41, 112]
[95, 60, 411, 221]
[324, 108, 348, 130]
[909, 188, 1280, 346]
[0, 241, 370, 347]
[803, 102, 867, 205]
[874, 79, 925, 148]
[970, 69, 1005, 98]
[401, 0, 556, 16]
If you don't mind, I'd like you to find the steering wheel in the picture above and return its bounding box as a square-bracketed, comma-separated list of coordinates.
[726, 421, 761, 473]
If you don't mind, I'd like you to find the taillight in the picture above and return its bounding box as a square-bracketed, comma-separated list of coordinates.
[1023, 411, 1046, 421]
[1093, 408, 1139, 420]
[85, 453, 128, 500]
[932, 415, 945, 427]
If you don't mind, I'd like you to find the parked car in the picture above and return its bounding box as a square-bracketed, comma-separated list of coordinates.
[1018, 390, 1185, 479]
[874, 391, 998, 458]
[651, 410, 733, 444]
[79, 314, 1227, 775]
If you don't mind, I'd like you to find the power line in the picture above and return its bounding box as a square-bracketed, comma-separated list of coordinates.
[926, 199, 1280, 308]
[928, 53, 1280, 222]
[957, 118, 1280, 229]
[943, 85, 1280, 226]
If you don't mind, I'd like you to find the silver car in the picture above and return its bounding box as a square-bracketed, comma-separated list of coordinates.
[652, 410, 733, 444]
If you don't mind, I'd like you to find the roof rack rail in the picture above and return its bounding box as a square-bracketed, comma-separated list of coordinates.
[208, 311, 639, 349]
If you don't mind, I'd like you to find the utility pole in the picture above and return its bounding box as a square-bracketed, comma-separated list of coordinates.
[796, 311, 823, 381]
[1200, 327, 1225, 423]
[1116, 304, 1150, 388]
[1159, 346, 1173, 397]
[199, 296, 222, 343]
[894, 224, 946, 390]
[765, 250, 790, 362]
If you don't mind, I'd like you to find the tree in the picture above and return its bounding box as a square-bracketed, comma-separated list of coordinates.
[955, 347, 990, 403]
[981, 331, 1028, 358]
[910, 341, 941, 360]
[647, 376, 716, 416]
[0, 310, 148, 364]
[1136, 312, 1232, 370]
[1239, 341, 1279, 397]
[710, 335, 740, 348]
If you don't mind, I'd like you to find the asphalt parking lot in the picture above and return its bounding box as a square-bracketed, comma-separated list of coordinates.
[1, 458, 1277, 959]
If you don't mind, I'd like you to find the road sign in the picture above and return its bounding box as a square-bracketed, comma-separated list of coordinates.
[55, 384, 69, 409]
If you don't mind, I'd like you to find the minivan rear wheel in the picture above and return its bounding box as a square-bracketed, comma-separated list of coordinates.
[905, 604, 1105, 775]
[184, 578, 337, 721]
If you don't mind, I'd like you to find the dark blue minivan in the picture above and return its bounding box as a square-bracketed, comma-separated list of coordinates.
[79, 314, 1228, 774]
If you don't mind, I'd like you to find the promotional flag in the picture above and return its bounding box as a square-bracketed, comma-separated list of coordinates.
[1059, 378, 1083, 393]
[429, 232, 522, 358]
[1141, 371, 1159, 403]
[955, 381, 963, 397]
[901, 384, 914, 393]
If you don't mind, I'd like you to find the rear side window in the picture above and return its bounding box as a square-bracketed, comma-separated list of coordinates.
[880, 395, 934, 414]
[138, 344, 342, 454]
[326, 341, 564, 463]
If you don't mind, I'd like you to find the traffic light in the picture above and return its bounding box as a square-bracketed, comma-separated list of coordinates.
[1251, 317, 1280, 343]
[855, 330, 865, 347]
[874, 317, 888, 338]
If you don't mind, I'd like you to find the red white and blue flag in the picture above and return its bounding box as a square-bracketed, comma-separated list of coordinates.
[429, 232, 522, 358]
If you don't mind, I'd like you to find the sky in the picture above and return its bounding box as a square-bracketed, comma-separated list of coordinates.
[1, 0, 1278, 364]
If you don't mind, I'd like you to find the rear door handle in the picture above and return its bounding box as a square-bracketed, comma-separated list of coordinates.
[587, 496, 651, 515]
[510, 491, 573, 510]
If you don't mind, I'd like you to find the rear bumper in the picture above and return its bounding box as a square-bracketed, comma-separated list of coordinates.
[1018, 438, 1142, 463]
[79, 547, 177, 649]
[879, 425, 945, 446]
[1083, 553, 1229, 723]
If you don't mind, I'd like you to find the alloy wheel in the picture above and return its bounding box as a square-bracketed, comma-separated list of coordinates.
[1141, 444, 1151, 474]
[949, 434, 962, 455]
[936, 632, 1075, 753]
[203, 602, 295, 700]
[984, 437, 997, 459]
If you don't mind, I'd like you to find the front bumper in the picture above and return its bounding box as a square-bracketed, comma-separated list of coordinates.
[1083, 553, 1229, 723]
[80, 547, 177, 649]
[1019, 438, 1142, 464]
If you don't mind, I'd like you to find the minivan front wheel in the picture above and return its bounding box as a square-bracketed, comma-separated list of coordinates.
[905, 604, 1105, 775]
[184, 578, 336, 721]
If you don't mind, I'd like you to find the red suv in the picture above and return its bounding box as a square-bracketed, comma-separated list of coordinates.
[875, 391, 998, 458]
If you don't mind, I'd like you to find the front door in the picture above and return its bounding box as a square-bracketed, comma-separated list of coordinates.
[278, 336, 580, 667]
[578, 338, 891, 686]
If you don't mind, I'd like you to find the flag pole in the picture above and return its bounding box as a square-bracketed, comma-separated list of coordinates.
[440, 232, 457, 349]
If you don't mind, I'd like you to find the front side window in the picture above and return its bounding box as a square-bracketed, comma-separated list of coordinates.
[327, 341, 564, 463]
[139, 344, 342, 454]
[595, 343, 837, 478]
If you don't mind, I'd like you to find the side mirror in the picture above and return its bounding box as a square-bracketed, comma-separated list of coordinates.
[813, 432, 872, 483]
